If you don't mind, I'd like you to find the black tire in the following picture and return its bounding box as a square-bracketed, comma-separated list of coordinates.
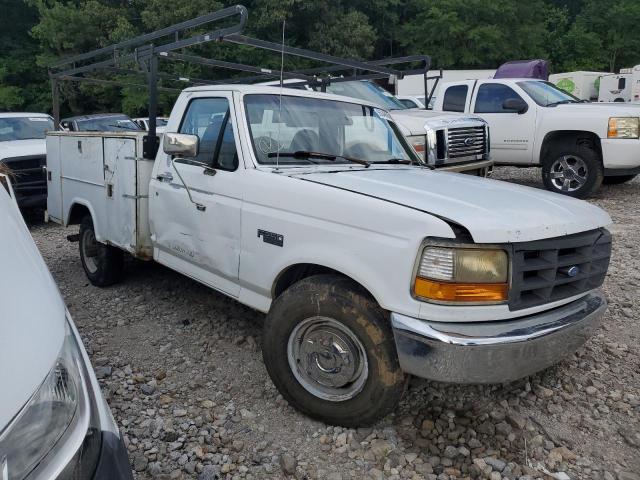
[541, 142, 603, 198]
[603, 174, 637, 185]
[79, 215, 123, 287]
[262, 274, 406, 427]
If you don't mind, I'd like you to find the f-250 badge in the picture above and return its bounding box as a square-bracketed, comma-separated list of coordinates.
[258, 229, 284, 247]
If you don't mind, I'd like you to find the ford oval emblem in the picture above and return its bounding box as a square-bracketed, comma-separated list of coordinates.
[464, 137, 476, 146]
[567, 266, 580, 277]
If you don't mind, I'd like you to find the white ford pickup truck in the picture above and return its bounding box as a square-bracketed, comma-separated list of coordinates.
[0, 112, 53, 209]
[266, 79, 493, 176]
[433, 78, 640, 197]
[47, 85, 612, 426]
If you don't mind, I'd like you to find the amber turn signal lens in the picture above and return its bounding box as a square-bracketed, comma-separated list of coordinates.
[412, 142, 426, 153]
[414, 277, 508, 302]
[608, 118, 618, 138]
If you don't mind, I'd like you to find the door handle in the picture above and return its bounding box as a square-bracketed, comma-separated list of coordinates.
[156, 172, 173, 182]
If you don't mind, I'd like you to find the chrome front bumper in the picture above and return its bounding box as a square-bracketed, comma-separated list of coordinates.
[391, 291, 606, 384]
[437, 159, 493, 176]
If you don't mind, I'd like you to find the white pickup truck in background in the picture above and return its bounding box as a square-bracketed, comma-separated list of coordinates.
[324, 81, 493, 176]
[433, 78, 640, 197]
[264, 79, 493, 176]
[0, 112, 52, 209]
[47, 84, 612, 426]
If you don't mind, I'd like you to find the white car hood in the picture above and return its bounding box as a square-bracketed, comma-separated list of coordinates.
[0, 139, 47, 160]
[295, 168, 612, 243]
[390, 110, 485, 135]
[554, 102, 640, 116]
[0, 190, 66, 429]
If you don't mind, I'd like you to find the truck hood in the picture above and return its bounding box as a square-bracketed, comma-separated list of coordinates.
[0, 138, 47, 160]
[294, 167, 611, 243]
[553, 102, 640, 117]
[390, 110, 486, 135]
[0, 190, 66, 429]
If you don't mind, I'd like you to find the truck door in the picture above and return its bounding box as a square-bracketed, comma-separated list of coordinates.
[470, 81, 536, 165]
[149, 93, 242, 297]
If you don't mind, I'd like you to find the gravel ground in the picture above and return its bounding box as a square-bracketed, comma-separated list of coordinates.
[29, 167, 639, 480]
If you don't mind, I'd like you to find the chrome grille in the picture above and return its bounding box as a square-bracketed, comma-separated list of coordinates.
[509, 229, 611, 311]
[447, 126, 486, 159]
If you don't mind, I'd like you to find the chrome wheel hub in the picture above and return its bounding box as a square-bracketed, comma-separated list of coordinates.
[549, 155, 588, 192]
[287, 317, 368, 402]
[82, 229, 99, 274]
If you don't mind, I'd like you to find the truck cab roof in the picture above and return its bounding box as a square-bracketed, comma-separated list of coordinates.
[182, 84, 384, 110]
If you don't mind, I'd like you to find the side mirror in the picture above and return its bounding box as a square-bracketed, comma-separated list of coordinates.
[502, 98, 528, 114]
[163, 132, 199, 157]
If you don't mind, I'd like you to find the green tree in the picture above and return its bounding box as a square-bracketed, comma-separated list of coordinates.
[399, 0, 549, 69]
[576, 0, 640, 72]
[0, 0, 49, 111]
[7, 0, 640, 115]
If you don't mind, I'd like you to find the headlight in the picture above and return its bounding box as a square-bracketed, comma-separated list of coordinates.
[408, 129, 437, 164]
[408, 135, 426, 160]
[0, 322, 101, 479]
[608, 117, 639, 138]
[413, 246, 509, 303]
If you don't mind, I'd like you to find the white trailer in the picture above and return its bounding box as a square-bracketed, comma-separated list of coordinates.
[549, 71, 605, 101]
[630, 65, 640, 103]
[598, 72, 632, 102]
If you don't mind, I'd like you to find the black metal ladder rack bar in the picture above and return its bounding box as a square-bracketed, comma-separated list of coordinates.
[49, 4, 431, 159]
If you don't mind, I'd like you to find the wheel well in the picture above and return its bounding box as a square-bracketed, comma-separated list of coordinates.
[272, 263, 369, 300]
[540, 131, 602, 163]
[67, 203, 90, 225]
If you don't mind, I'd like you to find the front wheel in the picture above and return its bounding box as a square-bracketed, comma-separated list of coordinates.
[603, 174, 637, 185]
[541, 144, 603, 198]
[262, 274, 406, 427]
[79, 215, 123, 287]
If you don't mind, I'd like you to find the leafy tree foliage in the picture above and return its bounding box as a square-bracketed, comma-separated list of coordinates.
[1, 0, 639, 114]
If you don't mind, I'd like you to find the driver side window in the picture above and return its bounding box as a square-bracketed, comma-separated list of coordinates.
[179, 98, 238, 171]
[474, 84, 524, 113]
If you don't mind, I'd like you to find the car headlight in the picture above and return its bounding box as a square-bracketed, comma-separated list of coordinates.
[608, 117, 639, 139]
[0, 322, 101, 479]
[408, 135, 426, 160]
[413, 246, 509, 303]
[408, 130, 437, 164]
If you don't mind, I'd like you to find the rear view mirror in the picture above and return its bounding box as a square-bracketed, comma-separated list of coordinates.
[502, 98, 528, 114]
[163, 132, 199, 157]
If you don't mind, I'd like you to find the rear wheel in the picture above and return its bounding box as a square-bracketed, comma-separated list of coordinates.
[262, 274, 406, 427]
[542, 143, 603, 198]
[603, 174, 637, 185]
[79, 215, 123, 287]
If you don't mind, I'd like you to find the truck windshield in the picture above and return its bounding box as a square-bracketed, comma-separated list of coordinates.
[0, 117, 54, 142]
[322, 81, 408, 111]
[517, 81, 580, 107]
[76, 116, 141, 132]
[244, 94, 415, 166]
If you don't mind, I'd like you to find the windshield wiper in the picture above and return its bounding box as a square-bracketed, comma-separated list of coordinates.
[372, 158, 436, 169]
[268, 150, 371, 167]
[372, 158, 413, 165]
